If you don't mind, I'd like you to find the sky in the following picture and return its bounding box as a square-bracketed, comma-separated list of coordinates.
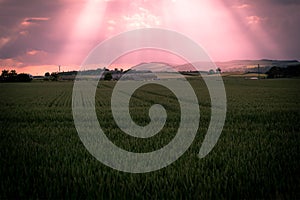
[0, 0, 299, 75]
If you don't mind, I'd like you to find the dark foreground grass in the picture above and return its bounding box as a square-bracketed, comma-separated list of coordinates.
[0, 78, 299, 199]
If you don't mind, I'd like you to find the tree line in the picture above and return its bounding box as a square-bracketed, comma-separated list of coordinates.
[0, 70, 33, 82]
[266, 64, 300, 78]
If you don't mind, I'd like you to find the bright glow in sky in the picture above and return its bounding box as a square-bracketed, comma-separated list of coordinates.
[0, 0, 299, 75]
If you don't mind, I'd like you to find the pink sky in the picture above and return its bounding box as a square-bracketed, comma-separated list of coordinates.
[0, 0, 299, 75]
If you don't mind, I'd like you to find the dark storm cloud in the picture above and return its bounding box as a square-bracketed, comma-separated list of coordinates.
[228, 0, 300, 5]
[254, 0, 300, 59]
[265, 0, 300, 5]
[22, 17, 50, 24]
[0, 0, 299, 65]
[0, 0, 78, 60]
[222, 0, 300, 60]
[1, 1, 48, 56]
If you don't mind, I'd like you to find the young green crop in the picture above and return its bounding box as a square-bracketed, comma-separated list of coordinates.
[0, 78, 299, 199]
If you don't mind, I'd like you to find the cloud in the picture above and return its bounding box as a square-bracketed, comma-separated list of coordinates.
[123, 7, 161, 29]
[107, 19, 116, 25]
[107, 26, 115, 31]
[246, 15, 266, 24]
[26, 49, 46, 56]
[0, 37, 11, 48]
[0, 58, 23, 68]
[265, 0, 300, 5]
[233, 4, 250, 9]
[138, 6, 148, 13]
[19, 31, 29, 36]
[0, 16, 52, 59]
[1, 0, 300, 71]
[21, 17, 50, 26]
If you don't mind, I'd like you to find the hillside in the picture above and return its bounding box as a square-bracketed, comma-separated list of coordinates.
[132, 60, 300, 73]
[215, 59, 300, 73]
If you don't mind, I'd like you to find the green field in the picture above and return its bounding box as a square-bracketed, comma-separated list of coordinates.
[0, 77, 299, 199]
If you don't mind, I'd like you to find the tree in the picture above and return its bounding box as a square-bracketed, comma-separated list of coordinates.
[8, 70, 17, 81]
[266, 64, 300, 78]
[44, 72, 50, 81]
[17, 73, 32, 82]
[266, 66, 284, 78]
[104, 72, 112, 81]
[208, 69, 215, 75]
[50, 72, 59, 81]
[0, 70, 18, 81]
[1, 70, 9, 79]
[216, 67, 221, 74]
[9, 70, 17, 76]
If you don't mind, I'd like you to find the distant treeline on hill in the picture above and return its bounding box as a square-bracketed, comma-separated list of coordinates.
[266, 64, 300, 78]
[0, 70, 32, 82]
[2, 63, 300, 83]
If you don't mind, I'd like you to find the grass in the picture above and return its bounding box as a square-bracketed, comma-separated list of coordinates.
[0, 77, 299, 199]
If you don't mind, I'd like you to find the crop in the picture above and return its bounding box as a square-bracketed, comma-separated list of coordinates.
[0, 78, 299, 199]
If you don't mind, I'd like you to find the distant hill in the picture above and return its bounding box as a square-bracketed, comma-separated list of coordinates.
[215, 59, 300, 73]
[131, 62, 175, 72]
[132, 60, 300, 73]
[132, 61, 213, 73]
[54, 60, 300, 79]
[175, 61, 214, 72]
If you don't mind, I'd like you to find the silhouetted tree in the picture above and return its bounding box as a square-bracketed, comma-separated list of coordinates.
[10, 70, 17, 76]
[266, 66, 284, 78]
[17, 73, 32, 82]
[1, 70, 9, 80]
[0, 69, 32, 82]
[44, 72, 50, 81]
[1, 69, 18, 81]
[104, 72, 112, 81]
[285, 64, 300, 77]
[50, 72, 59, 81]
[208, 69, 215, 75]
[8, 70, 17, 81]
